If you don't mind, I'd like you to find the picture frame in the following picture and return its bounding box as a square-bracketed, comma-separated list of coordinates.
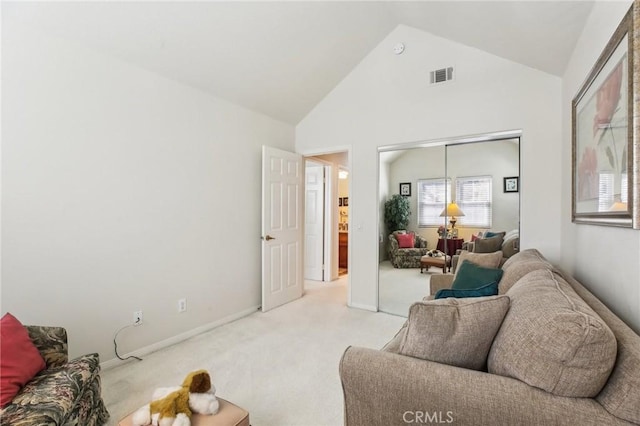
[572, 2, 639, 228]
[399, 182, 411, 196]
[343, 197, 349, 206]
[339, 198, 343, 207]
[504, 176, 519, 193]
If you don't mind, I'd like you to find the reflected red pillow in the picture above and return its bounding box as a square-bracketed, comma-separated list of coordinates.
[396, 233, 415, 248]
[0, 313, 46, 408]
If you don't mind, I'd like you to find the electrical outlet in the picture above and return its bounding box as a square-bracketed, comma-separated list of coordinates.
[133, 310, 143, 326]
[178, 298, 187, 313]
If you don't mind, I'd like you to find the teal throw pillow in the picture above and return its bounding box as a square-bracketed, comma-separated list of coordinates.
[451, 260, 504, 290]
[484, 231, 498, 238]
[434, 281, 499, 299]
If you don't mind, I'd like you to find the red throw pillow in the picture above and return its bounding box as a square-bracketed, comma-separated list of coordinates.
[396, 233, 415, 248]
[0, 313, 46, 408]
[471, 234, 479, 242]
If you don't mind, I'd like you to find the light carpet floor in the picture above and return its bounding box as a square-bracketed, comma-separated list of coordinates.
[378, 260, 442, 317]
[101, 276, 406, 426]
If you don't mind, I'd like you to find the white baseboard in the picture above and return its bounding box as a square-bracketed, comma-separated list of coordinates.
[348, 302, 377, 312]
[101, 305, 260, 370]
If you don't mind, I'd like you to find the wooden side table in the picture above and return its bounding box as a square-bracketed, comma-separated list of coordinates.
[437, 238, 464, 256]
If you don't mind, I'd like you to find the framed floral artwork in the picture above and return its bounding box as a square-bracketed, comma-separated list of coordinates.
[572, 2, 639, 228]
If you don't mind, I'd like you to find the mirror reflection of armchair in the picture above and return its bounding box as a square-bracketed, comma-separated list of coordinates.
[388, 231, 428, 268]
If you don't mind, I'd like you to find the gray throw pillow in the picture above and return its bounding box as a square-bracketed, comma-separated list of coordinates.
[400, 296, 510, 370]
[474, 235, 504, 253]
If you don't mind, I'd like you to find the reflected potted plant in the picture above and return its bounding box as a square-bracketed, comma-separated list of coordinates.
[384, 194, 411, 233]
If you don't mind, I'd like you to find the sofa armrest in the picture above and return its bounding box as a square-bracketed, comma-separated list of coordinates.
[415, 235, 427, 249]
[388, 235, 399, 254]
[502, 236, 520, 258]
[429, 274, 454, 295]
[451, 254, 460, 273]
[26, 326, 68, 368]
[339, 347, 625, 425]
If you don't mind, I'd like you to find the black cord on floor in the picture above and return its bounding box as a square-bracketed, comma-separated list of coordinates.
[113, 324, 143, 362]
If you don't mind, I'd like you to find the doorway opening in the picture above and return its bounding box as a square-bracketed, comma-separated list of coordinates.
[303, 150, 350, 289]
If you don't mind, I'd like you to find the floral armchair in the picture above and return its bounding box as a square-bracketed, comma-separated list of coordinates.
[388, 231, 428, 268]
[0, 325, 109, 426]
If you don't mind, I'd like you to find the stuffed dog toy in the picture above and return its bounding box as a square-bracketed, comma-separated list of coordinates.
[131, 369, 219, 426]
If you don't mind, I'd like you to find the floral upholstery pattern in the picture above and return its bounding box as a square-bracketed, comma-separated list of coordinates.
[388, 232, 428, 268]
[0, 326, 109, 426]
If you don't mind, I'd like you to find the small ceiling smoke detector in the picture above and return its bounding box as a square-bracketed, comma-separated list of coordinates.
[393, 43, 405, 55]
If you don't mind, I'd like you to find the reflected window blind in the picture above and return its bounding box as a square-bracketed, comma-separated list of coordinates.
[456, 176, 492, 228]
[418, 178, 451, 227]
[598, 173, 614, 212]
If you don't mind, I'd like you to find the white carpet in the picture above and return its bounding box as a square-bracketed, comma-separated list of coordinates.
[378, 260, 441, 317]
[101, 276, 406, 425]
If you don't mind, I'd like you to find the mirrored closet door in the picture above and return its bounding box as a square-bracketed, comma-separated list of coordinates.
[378, 135, 520, 317]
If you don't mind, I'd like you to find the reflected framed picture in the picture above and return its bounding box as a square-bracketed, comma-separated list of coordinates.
[343, 197, 349, 206]
[400, 182, 411, 196]
[572, 2, 639, 228]
[504, 177, 519, 193]
[339, 198, 343, 207]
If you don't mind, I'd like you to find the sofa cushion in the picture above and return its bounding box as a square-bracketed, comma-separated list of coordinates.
[501, 248, 546, 271]
[396, 233, 414, 248]
[488, 269, 617, 397]
[0, 313, 46, 408]
[435, 281, 499, 299]
[399, 296, 510, 370]
[451, 260, 504, 291]
[454, 250, 503, 277]
[484, 231, 506, 239]
[557, 270, 640, 424]
[498, 259, 554, 294]
[474, 235, 504, 253]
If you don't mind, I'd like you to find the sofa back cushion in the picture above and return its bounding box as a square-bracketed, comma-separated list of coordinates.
[557, 270, 640, 424]
[488, 269, 617, 398]
[501, 248, 545, 270]
[474, 235, 504, 253]
[497, 249, 555, 294]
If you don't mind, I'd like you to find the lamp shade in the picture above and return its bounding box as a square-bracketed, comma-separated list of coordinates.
[440, 202, 465, 217]
[609, 201, 627, 212]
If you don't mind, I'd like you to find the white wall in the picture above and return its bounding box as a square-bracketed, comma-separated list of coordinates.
[297, 24, 562, 311]
[1, 24, 295, 362]
[561, 0, 640, 333]
[387, 140, 519, 249]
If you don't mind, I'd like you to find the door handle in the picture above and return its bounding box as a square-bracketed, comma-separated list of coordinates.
[263, 235, 276, 241]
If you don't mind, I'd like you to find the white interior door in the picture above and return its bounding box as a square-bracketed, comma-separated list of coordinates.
[262, 146, 304, 312]
[304, 162, 324, 281]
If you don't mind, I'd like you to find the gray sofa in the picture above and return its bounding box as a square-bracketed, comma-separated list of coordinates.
[340, 249, 640, 425]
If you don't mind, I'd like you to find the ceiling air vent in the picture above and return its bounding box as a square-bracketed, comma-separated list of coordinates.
[430, 67, 454, 85]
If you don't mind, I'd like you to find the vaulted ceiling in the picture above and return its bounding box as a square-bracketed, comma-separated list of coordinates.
[3, 1, 594, 124]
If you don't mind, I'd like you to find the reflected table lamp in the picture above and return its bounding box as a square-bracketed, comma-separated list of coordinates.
[440, 202, 465, 232]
